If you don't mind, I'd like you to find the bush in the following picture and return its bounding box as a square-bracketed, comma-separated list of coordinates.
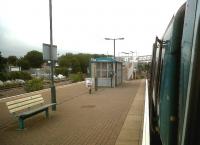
[55, 67, 68, 77]
[0, 72, 9, 81]
[24, 78, 43, 92]
[136, 75, 145, 79]
[9, 71, 32, 80]
[0, 71, 32, 81]
[69, 73, 84, 83]
[0, 82, 20, 89]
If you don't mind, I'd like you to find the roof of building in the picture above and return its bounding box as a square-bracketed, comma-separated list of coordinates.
[91, 57, 122, 63]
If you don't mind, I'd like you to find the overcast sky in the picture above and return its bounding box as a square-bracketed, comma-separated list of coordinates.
[0, 0, 185, 57]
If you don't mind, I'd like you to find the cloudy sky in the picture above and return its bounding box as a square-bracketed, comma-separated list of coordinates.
[0, 0, 185, 57]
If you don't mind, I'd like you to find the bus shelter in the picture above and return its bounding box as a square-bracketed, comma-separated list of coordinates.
[90, 57, 122, 87]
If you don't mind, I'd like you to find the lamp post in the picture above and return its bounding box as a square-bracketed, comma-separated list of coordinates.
[130, 51, 137, 61]
[121, 51, 129, 62]
[130, 51, 137, 79]
[104, 38, 124, 59]
[105, 37, 124, 87]
[130, 51, 136, 62]
[49, 0, 56, 111]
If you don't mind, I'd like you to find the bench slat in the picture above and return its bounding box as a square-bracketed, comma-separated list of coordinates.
[6, 94, 41, 106]
[7, 97, 44, 110]
[5, 94, 56, 129]
[18, 103, 55, 117]
[9, 100, 44, 113]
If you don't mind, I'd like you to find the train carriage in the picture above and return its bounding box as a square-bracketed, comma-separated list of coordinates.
[148, 0, 200, 144]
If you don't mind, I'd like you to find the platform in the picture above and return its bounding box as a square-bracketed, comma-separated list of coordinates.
[0, 79, 145, 145]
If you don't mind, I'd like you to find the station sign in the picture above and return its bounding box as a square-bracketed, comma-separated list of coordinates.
[43, 43, 57, 60]
[85, 78, 94, 88]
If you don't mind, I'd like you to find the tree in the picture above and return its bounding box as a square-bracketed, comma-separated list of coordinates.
[58, 53, 111, 74]
[71, 57, 81, 73]
[7, 56, 18, 66]
[24, 50, 43, 68]
[138, 63, 150, 72]
[76, 53, 91, 73]
[58, 55, 71, 68]
[58, 55, 81, 73]
[0, 52, 7, 72]
[17, 57, 30, 70]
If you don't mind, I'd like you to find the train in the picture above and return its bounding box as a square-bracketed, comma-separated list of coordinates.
[148, 0, 200, 145]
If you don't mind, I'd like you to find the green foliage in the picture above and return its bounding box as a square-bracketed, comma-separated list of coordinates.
[16, 51, 43, 69]
[58, 55, 81, 73]
[0, 72, 9, 81]
[76, 53, 91, 74]
[136, 75, 145, 79]
[92, 54, 108, 58]
[55, 67, 68, 76]
[24, 50, 43, 68]
[9, 71, 32, 80]
[7, 56, 18, 66]
[0, 82, 20, 89]
[69, 73, 84, 83]
[138, 63, 150, 72]
[24, 78, 43, 92]
[0, 51, 109, 76]
[58, 53, 108, 74]
[0, 71, 32, 81]
[0, 52, 7, 72]
[71, 58, 81, 73]
[17, 57, 30, 70]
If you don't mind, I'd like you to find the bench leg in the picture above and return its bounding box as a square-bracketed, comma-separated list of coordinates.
[18, 117, 24, 129]
[45, 109, 49, 118]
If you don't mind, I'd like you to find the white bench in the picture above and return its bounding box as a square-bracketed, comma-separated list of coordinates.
[6, 94, 56, 129]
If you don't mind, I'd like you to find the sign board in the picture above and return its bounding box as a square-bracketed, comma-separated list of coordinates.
[85, 78, 94, 88]
[43, 43, 57, 60]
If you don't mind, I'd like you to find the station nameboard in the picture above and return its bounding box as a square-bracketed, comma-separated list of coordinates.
[43, 43, 57, 60]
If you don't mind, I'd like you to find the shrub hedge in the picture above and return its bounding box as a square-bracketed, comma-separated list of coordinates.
[0, 71, 32, 81]
[24, 78, 43, 92]
[55, 67, 68, 77]
[0, 83, 20, 89]
[69, 73, 84, 83]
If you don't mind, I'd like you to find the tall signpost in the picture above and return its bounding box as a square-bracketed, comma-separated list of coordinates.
[43, 43, 57, 111]
[49, 0, 56, 111]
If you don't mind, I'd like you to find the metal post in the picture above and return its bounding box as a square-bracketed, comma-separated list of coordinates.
[49, 0, 56, 111]
[113, 39, 116, 87]
[95, 77, 98, 91]
[104, 37, 124, 88]
[114, 39, 116, 59]
[89, 86, 91, 94]
[19, 118, 24, 129]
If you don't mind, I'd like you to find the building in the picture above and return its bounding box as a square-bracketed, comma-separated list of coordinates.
[90, 57, 122, 87]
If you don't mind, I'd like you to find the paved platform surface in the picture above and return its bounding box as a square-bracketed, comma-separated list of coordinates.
[0, 79, 145, 145]
[115, 80, 145, 145]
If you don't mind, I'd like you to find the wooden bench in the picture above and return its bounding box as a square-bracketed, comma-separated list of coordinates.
[6, 94, 56, 129]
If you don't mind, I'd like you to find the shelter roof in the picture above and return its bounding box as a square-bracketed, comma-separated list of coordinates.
[91, 57, 122, 63]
